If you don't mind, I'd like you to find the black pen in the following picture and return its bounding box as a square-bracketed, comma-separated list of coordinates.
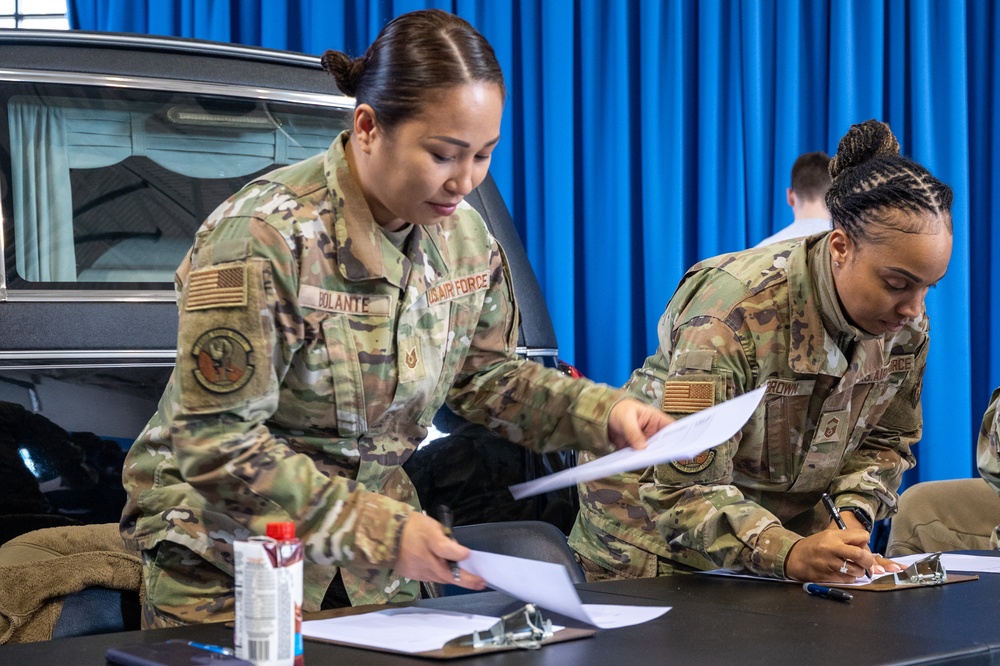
[438, 505, 462, 582]
[803, 582, 853, 602]
[821, 492, 870, 578]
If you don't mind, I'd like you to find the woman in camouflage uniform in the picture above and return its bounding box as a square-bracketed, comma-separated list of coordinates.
[571, 119, 953, 584]
[121, 9, 671, 628]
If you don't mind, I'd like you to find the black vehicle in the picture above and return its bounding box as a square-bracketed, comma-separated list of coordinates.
[0, 30, 575, 545]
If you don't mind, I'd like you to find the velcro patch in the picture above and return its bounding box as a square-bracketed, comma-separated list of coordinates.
[397, 337, 426, 383]
[765, 378, 815, 397]
[426, 271, 490, 306]
[671, 450, 716, 474]
[814, 410, 849, 444]
[678, 350, 715, 371]
[191, 328, 255, 394]
[299, 285, 391, 316]
[662, 381, 716, 414]
[185, 265, 247, 311]
[858, 354, 915, 383]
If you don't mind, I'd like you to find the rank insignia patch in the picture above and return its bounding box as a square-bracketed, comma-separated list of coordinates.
[814, 410, 849, 444]
[191, 328, 255, 393]
[397, 338, 426, 383]
[186, 265, 247, 311]
[663, 381, 716, 414]
[671, 450, 716, 474]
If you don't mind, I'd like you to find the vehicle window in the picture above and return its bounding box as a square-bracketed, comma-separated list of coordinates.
[2, 83, 352, 288]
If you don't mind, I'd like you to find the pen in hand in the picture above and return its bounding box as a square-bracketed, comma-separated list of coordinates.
[821, 492, 871, 578]
[437, 505, 462, 582]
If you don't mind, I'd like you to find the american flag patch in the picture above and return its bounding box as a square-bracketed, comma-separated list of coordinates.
[185, 265, 247, 311]
[662, 381, 716, 414]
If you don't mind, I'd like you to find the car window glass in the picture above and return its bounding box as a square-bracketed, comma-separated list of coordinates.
[3, 84, 351, 288]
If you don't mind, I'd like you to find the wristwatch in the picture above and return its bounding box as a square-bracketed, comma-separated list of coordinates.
[843, 507, 873, 533]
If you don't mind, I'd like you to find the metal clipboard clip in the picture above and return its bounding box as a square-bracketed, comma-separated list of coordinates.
[892, 552, 948, 586]
[446, 603, 554, 651]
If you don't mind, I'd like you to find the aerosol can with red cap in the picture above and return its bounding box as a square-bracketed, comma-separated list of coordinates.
[234, 521, 304, 666]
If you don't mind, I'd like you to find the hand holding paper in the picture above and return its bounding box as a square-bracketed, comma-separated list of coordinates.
[510, 386, 767, 500]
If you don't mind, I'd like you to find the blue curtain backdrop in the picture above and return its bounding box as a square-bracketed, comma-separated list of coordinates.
[69, 0, 1000, 487]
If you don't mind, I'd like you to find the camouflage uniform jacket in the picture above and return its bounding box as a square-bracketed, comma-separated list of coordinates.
[570, 235, 927, 579]
[978, 387, 1000, 550]
[121, 131, 621, 610]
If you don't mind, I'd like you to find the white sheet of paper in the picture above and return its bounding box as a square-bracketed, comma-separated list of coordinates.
[301, 607, 501, 654]
[301, 550, 671, 654]
[510, 386, 767, 500]
[461, 549, 670, 628]
[697, 569, 880, 585]
[890, 553, 1000, 574]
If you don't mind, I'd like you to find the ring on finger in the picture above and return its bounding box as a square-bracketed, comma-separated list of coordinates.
[839, 560, 850, 574]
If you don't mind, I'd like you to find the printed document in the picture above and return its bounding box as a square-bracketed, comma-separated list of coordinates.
[890, 553, 1000, 574]
[510, 386, 767, 499]
[461, 549, 670, 628]
[302, 549, 671, 654]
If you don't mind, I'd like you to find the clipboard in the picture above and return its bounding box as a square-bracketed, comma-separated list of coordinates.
[829, 552, 979, 592]
[302, 602, 596, 660]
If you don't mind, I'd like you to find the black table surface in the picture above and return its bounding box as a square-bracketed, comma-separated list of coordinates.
[3, 553, 999, 665]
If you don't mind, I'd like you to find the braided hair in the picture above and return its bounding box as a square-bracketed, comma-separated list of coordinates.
[320, 9, 505, 131]
[826, 119, 953, 244]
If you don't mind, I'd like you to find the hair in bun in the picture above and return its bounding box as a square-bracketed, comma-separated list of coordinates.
[828, 119, 900, 180]
[825, 119, 952, 243]
[320, 50, 364, 98]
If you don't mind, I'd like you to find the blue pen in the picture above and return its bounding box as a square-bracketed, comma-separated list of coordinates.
[803, 582, 853, 602]
[166, 639, 236, 656]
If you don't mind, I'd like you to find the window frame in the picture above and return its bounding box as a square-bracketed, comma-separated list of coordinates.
[0, 67, 354, 304]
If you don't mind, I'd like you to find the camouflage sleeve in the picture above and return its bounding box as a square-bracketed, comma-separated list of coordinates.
[168, 214, 413, 574]
[445, 238, 622, 456]
[827, 339, 926, 522]
[636, 273, 801, 578]
[976, 387, 1000, 549]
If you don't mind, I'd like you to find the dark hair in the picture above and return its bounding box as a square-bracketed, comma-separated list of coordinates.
[826, 119, 953, 244]
[790, 151, 832, 201]
[320, 9, 505, 130]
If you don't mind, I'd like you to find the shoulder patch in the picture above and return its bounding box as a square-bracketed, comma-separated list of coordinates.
[191, 328, 256, 393]
[670, 450, 716, 474]
[663, 381, 716, 414]
[185, 265, 247, 311]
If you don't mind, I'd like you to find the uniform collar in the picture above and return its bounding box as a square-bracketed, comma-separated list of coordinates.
[323, 131, 450, 289]
[785, 236, 882, 377]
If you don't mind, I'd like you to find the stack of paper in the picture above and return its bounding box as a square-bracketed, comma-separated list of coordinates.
[302, 549, 671, 654]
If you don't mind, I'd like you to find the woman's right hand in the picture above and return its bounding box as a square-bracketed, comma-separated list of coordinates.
[394, 512, 487, 591]
[784, 527, 875, 583]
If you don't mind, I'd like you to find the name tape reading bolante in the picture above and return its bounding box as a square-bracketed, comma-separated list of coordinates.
[299, 285, 391, 316]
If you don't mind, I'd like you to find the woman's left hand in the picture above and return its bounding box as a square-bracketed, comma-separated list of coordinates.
[872, 553, 905, 575]
[607, 399, 674, 450]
